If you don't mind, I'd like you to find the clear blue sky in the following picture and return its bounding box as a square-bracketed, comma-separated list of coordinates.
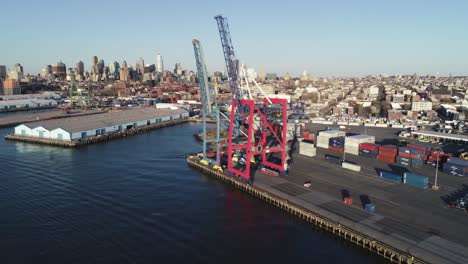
[1, 0, 467, 77]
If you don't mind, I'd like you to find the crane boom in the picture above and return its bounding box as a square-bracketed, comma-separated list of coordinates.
[214, 15, 242, 100]
[192, 39, 214, 115]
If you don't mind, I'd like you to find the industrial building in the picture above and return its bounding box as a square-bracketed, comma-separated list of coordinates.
[0, 99, 57, 110]
[13, 107, 188, 141]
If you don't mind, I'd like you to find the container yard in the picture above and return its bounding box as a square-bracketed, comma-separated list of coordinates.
[5, 107, 189, 147]
[189, 123, 468, 264]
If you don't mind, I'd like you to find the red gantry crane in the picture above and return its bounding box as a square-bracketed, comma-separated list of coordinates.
[214, 15, 289, 182]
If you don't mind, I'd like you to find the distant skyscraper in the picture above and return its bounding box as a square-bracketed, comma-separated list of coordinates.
[0, 65, 6, 79]
[76, 61, 84, 77]
[109, 61, 120, 79]
[97, 59, 105, 75]
[92, 56, 99, 81]
[136, 58, 145, 77]
[14, 63, 23, 74]
[119, 61, 129, 82]
[174, 63, 182, 75]
[156, 53, 163, 73]
[51, 61, 67, 80]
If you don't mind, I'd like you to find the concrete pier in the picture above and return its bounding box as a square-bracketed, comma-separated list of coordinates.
[187, 156, 468, 264]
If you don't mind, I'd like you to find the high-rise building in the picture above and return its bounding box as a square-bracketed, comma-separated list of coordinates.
[14, 63, 23, 74]
[2, 79, 21, 95]
[136, 58, 145, 77]
[119, 61, 129, 82]
[174, 63, 182, 75]
[156, 53, 164, 73]
[8, 69, 23, 81]
[97, 59, 105, 75]
[0, 65, 8, 79]
[92, 56, 99, 81]
[51, 61, 67, 80]
[76, 61, 84, 77]
[109, 61, 120, 79]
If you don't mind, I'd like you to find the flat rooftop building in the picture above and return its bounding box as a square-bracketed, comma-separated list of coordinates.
[14, 107, 188, 141]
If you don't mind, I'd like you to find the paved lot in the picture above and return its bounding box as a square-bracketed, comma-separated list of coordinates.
[0, 109, 106, 128]
[253, 140, 468, 264]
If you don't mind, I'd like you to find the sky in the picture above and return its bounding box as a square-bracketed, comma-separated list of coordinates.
[1, 0, 468, 77]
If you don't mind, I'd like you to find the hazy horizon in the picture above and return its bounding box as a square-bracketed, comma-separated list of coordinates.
[1, 0, 467, 77]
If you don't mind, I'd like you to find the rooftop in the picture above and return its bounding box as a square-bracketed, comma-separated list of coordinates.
[412, 130, 468, 142]
[19, 107, 187, 133]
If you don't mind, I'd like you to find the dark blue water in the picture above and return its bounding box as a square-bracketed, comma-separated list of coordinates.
[0, 123, 383, 263]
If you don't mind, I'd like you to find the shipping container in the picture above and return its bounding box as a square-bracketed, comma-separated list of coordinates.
[365, 203, 376, 213]
[377, 155, 396, 163]
[411, 142, 431, 152]
[342, 162, 361, 172]
[318, 130, 346, 137]
[403, 173, 429, 189]
[406, 144, 428, 155]
[316, 135, 330, 148]
[329, 137, 345, 147]
[447, 157, 468, 167]
[299, 141, 317, 157]
[359, 143, 380, 151]
[443, 163, 468, 177]
[329, 146, 344, 153]
[359, 149, 378, 158]
[379, 145, 398, 155]
[379, 171, 403, 183]
[396, 156, 411, 166]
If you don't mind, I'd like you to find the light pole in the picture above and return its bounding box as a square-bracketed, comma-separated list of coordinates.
[433, 150, 440, 190]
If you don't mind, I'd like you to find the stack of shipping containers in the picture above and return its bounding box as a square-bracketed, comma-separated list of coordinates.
[359, 143, 379, 158]
[377, 145, 398, 163]
[329, 137, 345, 152]
[299, 133, 316, 157]
[427, 150, 452, 167]
[397, 145, 424, 168]
[316, 130, 346, 149]
[443, 158, 468, 176]
[344, 135, 375, 156]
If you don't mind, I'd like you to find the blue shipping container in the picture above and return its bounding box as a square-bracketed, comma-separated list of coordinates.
[403, 173, 428, 189]
[399, 156, 411, 162]
[443, 163, 468, 177]
[379, 171, 403, 183]
[447, 158, 468, 167]
[411, 159, 424, 168]
[365, 203, 376, 213]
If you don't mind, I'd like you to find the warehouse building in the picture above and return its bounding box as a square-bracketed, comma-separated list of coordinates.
[0, 99, 58, 110]
[14, 107, 188, 141]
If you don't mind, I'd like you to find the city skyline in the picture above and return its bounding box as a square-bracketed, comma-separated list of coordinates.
[1, 0, 467, 77]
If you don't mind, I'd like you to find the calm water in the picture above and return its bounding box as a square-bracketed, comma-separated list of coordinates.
[0, 123, 384, 263]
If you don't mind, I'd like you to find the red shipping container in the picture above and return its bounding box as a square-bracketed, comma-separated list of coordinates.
[399, 152, 412, 158]
[430, 151, 452, 158]
[379, 145, 398, 155]
[328, 146, 344, 152]
[344, 197, 353, 205]
[378, 152, 396, 159]
[377, 155, 396, 163]
[406, 144, 427, 155]
[359, 143, 380, 151]
[303, 131, 310, 139]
